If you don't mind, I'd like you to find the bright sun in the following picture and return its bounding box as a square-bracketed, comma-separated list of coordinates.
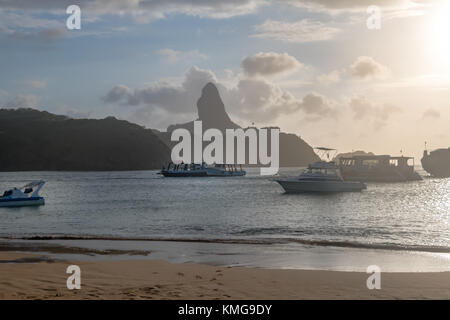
[430, 2, 450, 68]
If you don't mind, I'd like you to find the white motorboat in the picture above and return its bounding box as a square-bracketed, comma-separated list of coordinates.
[276, 147, 366, 193]
[0, 180, 46, 207]
[276, 161, 366, 193]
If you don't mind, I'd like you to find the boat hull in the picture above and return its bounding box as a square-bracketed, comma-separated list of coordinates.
[161, 171, 208, 177]
[276, 180, 366, 193]
[0, 197, 45, 207]
[340, 172, 422, 182]
[161, 170, 246, 177]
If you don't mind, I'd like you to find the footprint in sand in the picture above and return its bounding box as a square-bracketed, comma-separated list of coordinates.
[195, 275, 202, 279]
[177, 272, 184, 277]
[143, 287, 159, 294]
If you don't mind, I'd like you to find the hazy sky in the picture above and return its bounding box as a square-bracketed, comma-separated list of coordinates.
[1, 0, 449, 159]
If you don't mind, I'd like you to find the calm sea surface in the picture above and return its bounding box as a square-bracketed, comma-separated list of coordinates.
[1, 168, 449, 253]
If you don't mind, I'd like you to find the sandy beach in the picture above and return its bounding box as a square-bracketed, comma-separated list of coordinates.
[0, 251, 449, 300]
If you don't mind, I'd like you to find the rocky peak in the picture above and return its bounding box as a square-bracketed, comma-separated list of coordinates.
[196, 82, 239, 130]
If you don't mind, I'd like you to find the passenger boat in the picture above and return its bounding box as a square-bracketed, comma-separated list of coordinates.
[338, 155, 422, 182]
[160, 162, 246, 177]
[0, 180, 46, 207]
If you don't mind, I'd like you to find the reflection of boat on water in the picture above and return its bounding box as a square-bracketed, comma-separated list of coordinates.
[338, 155, 422, 182]
[276, 161, 366, 193]
[160, 162, 246, 177]
[0, 181, 45, 207]
[421, 147, 450, 178]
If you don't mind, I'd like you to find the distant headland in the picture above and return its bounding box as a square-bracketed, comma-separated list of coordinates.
[0, 83, 318, 171]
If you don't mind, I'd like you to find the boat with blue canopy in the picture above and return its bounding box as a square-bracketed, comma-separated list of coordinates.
[0, 180, 46, 207]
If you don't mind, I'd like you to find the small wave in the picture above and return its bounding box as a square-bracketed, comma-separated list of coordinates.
[2, 235, 450, 254]
[231, 227, 295, 236]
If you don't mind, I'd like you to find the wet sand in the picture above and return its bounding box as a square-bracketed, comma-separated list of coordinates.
[0, 251, 449, 300]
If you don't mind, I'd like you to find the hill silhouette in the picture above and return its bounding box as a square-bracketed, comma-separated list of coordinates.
[334, 150, 375, 160]
[0, 108, 170, 171]
[159, 82, 319, 166]
[1, 83, 318, 171]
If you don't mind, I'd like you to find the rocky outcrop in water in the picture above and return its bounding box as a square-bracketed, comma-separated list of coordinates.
[422, 148, 450, 177]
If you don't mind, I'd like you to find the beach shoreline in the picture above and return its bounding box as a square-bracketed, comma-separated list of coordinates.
[0, 249, 449, 300]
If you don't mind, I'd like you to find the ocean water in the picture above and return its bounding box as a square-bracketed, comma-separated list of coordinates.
[0, 168, 449, 254]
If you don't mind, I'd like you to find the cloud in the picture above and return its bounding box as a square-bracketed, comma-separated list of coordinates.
[53, 104, 92, 119]
[25, 80, 47, 88]
[0, 9, 62, 29]
[103, 85, 132, 104]
[241, 52, 303, 77]
[38, 27, 66, 41]
[286, 0, 413, 11]
[0, 0, 434, 27]
[103, 66, 216, 113]
[156, 48, 208, 64]
[0, 0, 267, 21]
[316, 70, 341, 85]
[224, 77, 299, 121]
[349, 56, 390, 80]
[5, 27, 66, 42]
[221, 78, 337, 122]
[350, 96, 401, 129]
[0, 0, 418, 13]
[252, 19, 340, 43]
[0, 89, 8, 98]
[422, 108, 440, 119]
[4, 94, 39, 108]
[298, 93, 335, 117]
[65, 109, 91, 119]
[104, 65, 338, 128]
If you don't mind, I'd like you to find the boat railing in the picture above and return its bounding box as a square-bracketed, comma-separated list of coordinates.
[163, 163, 244, 172]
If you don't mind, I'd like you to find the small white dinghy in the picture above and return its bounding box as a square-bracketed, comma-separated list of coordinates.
[0, 180, 45, 207]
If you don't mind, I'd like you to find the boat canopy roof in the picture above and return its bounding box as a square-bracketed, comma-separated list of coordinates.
[314, 147, 336, 151]
[339, 155, 414, 160]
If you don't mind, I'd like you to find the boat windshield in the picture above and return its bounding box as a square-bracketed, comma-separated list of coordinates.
[304, 168, 338, 176]
[2, 190, 13, 197]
